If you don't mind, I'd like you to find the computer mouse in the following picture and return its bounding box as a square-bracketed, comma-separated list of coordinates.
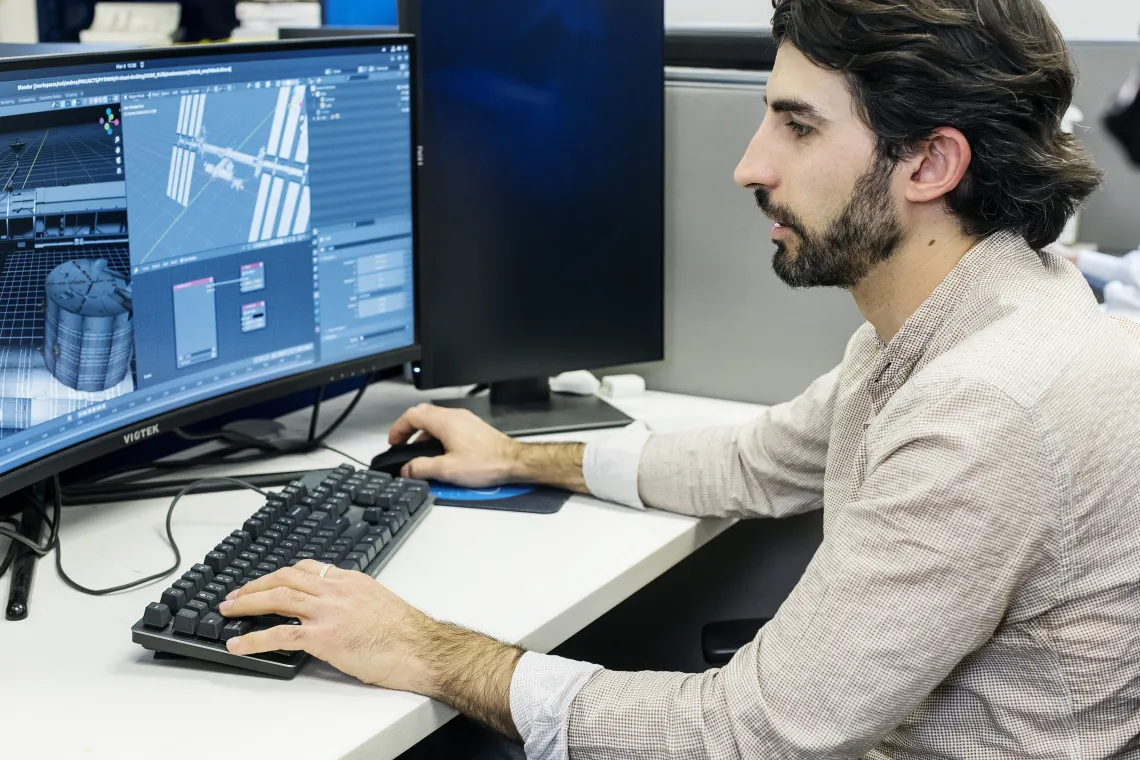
[370, 438, 447, 477]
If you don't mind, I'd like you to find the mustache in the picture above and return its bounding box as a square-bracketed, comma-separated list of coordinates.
[754, 188, 804, 233]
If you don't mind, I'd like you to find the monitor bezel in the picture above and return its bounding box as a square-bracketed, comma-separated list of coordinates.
[0, 34, 421, 499]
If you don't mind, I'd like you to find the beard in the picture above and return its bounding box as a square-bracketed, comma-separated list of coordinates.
[755, 158, 904, 289]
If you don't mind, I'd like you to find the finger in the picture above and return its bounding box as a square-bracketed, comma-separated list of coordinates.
[402, 455, 446, 481]
[219, 585, 317, 619]
[293, 558, 349, 579]
[389, 403, 445, 445]
[226, 564, 328, 602]
[226, 622, 309, 655]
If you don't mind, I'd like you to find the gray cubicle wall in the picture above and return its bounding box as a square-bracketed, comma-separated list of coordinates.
[611, 43, 1140, 406]
[1069, 40, 1140, 252]
[610, 70, 864, 406]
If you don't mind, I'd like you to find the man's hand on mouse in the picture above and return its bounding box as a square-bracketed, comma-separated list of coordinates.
[387, 404, 521, 486]
[387, 405, 590, 493]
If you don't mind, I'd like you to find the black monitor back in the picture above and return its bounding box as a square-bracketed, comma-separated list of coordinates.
[401, 0, 665, 389]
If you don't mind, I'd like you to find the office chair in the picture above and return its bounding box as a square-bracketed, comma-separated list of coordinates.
[701, 617, 771, 666]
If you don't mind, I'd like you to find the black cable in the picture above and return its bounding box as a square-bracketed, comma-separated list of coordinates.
[0, 517, 20, 581]
[308, 384, 325, 442]
[467, 383, 489, 398]
[319, 443, 370, 469]
[52, 476, 266, 596]
[311, 373, 372, 444]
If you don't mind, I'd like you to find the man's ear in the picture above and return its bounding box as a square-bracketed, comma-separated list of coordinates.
[904, 127, 971, 203]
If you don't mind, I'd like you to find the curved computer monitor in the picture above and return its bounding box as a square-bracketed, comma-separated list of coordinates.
[0, 36, 418, 498]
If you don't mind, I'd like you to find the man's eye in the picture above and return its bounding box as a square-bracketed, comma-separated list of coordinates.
[786, 120, 813, 137]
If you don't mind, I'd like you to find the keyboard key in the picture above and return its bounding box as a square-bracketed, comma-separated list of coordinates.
[173, 579, 197, 599]
[309, 511, 330, 528]
[375, 492, 398, 509]
[316, 529, 337, 541]
[372, 514, 400, 536]
[307, 536, 330, 551]
[242, 518, 266, 539]
[247, 544, 268, 561]
[337, 558, 362, 573]
[355, 489, 378, 506]
[362, 507, 385, 525]
[311, 486, 331, 501]
[267, 551, 290, 566]
[197, 613, 226, 640]
[327, 494, 350, 517]
[181, 571, 206, 593]
[294, 551, 317, 561]
[399, 492, 426, 513]
[185, 599, 210, 618]
[320, 551, 343, 565]
[341, 521, 368, 544]
[214, 543, 237, 563]
[204, 582, 226, 600]
[222, 566, 245, 582]
[301, 519, 321, 532]
[221, 619, 253, 641]
[287, 506, 311, 523]
[276, 516, 298, 532]
[368, 472, 393, 487]
[230, 530, 253, 549]
[294, 526, 315, 539]
[204, 552, 229, 573]
[340, 482, 360, 500]
[195, 591, 220, 610]
[279, 539, 301, 554]
[353, 541, 377, 563]
[329, 517, 350, 536]
[190, 563, 216, 584]
[161, 587, 188, 612]
[249, 570, 267, 580]
[143, 602, 172, 629]
[367, 525, 392, 545]
[238, 551, 260, 565]
[256, 561, 278, 574]
[331, 538, 353, 553]
[344, 551, 368, 569]
[213, 574, 236, 595]
[173, 608, 200, 635]
[255, 536, 277, 552]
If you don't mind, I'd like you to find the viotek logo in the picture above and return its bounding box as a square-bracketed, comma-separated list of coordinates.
[123, 424, 160, 444]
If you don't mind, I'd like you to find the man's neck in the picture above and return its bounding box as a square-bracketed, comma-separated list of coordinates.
[851, 228, 978, 344]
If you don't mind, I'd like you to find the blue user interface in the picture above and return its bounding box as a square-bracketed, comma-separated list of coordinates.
[0, 42, 415, 476]
[326, 0, 398, 26]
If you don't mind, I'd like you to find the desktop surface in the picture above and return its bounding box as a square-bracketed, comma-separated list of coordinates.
[0, 39, 416, 494]
[0, 385, 750, 760]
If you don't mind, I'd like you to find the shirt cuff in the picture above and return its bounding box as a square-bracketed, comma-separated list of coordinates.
[582, 421, 652, 509]
[510, 652, 603, 760]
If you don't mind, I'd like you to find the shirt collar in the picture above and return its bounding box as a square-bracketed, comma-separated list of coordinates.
[873, 229, 1034, 387]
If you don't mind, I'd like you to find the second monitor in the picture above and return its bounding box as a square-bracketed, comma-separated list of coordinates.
[401, 0, 666, 436]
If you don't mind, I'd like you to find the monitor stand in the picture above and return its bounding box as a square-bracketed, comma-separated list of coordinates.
[433, 378, 633, 437]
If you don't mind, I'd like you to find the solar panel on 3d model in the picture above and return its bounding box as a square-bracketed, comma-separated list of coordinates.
[123, 84, 311, 271]
[0, 104, 133, 439]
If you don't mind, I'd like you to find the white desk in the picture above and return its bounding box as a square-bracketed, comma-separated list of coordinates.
[0, 384, 764, 760]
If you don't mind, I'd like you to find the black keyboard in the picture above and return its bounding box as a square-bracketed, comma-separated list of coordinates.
[131, 464, 433, 678]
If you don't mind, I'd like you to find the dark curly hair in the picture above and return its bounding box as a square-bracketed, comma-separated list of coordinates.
[771, 0, 1103, 250]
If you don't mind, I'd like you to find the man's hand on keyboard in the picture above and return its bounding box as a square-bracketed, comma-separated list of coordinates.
[219, 558, 524, 740]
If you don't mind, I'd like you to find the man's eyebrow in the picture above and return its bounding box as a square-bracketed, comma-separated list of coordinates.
[763, 96, 828, 122]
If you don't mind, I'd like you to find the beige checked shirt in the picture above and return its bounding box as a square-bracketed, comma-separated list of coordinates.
[510, 231, 1140, 759]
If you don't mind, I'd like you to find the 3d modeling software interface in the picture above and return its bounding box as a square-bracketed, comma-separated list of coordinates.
[0, 43, 414, 473]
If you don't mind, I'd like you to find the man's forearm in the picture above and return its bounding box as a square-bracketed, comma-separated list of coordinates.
[511, 442, 588, 494]
[413, 618, 525, 742]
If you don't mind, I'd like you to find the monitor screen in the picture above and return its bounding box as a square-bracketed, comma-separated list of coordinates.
[0, 38, 417, 492]
[401, 0, 665, 389]
[325, 0, 399, 27]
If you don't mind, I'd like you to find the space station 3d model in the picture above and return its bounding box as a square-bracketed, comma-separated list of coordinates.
[166, 86, 311, 244]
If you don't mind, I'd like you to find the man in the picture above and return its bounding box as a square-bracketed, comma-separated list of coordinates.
[219, 0, 1140, 756]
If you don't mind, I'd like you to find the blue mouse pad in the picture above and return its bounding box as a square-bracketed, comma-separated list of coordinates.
[428, 484, 570, 514]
